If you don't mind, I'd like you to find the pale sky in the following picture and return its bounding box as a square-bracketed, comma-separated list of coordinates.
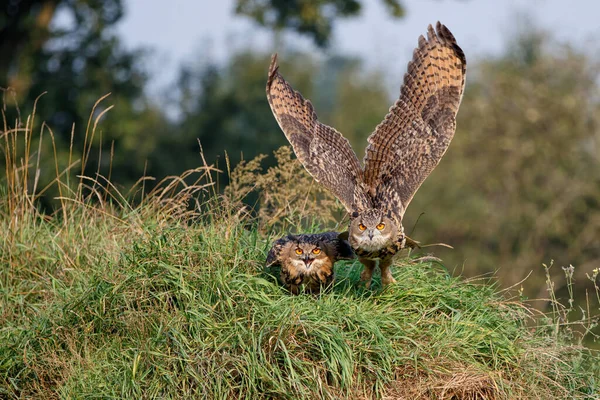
[115, 0, 600, 94]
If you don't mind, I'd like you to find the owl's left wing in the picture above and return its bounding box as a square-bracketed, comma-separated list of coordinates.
[363, 22, 466, 219]
[266, 236, 289, 267]
[267, 54, 368, 213]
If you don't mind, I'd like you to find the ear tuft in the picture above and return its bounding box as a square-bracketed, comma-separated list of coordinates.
[387, 210, 392, 218]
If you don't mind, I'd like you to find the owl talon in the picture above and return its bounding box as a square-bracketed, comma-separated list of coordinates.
[360, 271, 373, 288]
[381, 275, 397, 286]
[359, 257, 376, 288]
[379, 260, 396, 286]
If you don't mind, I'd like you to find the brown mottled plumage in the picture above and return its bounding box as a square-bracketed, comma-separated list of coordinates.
[266, 232, 355, 294]
[266, 23, 466, 287]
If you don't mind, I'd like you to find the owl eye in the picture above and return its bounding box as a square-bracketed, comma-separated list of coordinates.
[295, 248, 303, 255]
[376, 223, 385, 230]
[312, 248, 321, 255]
[358, 224, 367, 231]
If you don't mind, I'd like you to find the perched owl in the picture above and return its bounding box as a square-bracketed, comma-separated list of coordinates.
[266, 22, 466, 287]
[266, 232, 355, 294]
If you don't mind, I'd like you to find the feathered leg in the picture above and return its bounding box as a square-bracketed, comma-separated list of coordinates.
[380, 258, 396, 286]
[359, 257, 377, 288]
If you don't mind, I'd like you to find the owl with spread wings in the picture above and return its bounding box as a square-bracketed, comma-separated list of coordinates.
[266, 22, 466, 287]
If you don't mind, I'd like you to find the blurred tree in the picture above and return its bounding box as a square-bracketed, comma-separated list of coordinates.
[320, 55, 390, 158]
[169, 50, 390, 184]
[234, 0, 404, 47]
[2, 0, 126, 98]
[162, 52, 309, 180]
[1, 0, 169, 198]
[1, 0, 58, 92]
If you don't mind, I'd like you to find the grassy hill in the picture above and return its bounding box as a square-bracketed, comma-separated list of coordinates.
[1, 184, 599, 399]
[0, 109, 598, 398]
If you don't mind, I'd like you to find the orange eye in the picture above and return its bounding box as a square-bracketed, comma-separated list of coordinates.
[312, 248, 321, 255]
[295, 248, 303, 255]
[376, 223, 385, 230]
[358, 224, 367, 231]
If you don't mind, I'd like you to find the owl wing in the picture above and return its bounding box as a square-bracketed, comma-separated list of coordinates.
[334, 238, 355, 261]
[363, 22, 466, 219]
[267, 54, 369, 213]
[320, 231, 356, 261]
[266, 236, 291, 267]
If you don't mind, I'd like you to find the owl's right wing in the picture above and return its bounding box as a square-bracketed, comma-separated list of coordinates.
[319, 231, 356, 261]
[334, 238, 355, 261]
[363, 22, 466, 219]
[266, 54, 368, 213]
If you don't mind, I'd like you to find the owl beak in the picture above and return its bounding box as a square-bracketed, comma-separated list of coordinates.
[303, 256, 313, 267]
[368, 230, 374, 240]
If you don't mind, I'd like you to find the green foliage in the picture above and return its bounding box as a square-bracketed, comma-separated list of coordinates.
[234, 0, 404, 47]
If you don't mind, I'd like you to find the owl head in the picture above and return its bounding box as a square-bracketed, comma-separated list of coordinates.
[286, 239, 330, 271]
[349, 209, 400, 251]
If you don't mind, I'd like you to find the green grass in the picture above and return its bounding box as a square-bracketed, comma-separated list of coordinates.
[1, 195, 599, 399]
[0, 100, 598, 398]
